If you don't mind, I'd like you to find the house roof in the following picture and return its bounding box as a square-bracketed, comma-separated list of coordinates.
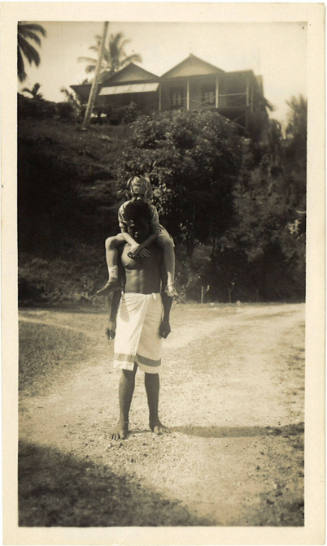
[70, 84, 92, 100]
[101, 62, 159, 86]
[99, 82, 159, 95]
[161, 53, 225, 79]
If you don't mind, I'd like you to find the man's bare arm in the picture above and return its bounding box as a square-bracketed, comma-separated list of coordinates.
[106, 289, 121, 340]
[159, 266, 173, 338]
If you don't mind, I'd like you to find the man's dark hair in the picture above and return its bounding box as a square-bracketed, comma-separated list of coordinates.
[123, 199, 153, 224]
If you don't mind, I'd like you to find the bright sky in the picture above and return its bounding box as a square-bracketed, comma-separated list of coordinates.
[19, 21, 307, 125]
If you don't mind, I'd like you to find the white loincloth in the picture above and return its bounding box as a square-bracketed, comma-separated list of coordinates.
[113, 292, 163, 374]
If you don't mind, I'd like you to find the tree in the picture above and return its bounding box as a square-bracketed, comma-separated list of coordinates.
[22, 82, 43, 100]
[78, 31, 142, 82]
[115, 110, 243, 258]
[60, 86, 83, 117]
[284, 95, 307, 228]
[17, 22, 46, 82]
[219, 97, 307, 300]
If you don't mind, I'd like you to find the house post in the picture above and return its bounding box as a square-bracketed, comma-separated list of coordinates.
[250, 84, 254, 113]
[215, 74, 219, 108]
[158, 83, 162, 112]
[246, 76, 250, 107]
[186, 78, 190, 110]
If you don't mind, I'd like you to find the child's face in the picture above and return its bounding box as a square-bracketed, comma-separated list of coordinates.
[130, 177, 146, 198]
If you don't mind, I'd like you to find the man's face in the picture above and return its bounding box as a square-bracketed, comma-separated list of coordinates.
[126, 217, 150, 243]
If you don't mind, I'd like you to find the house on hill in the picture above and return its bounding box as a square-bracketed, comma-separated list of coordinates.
[71, 54, 267, 129]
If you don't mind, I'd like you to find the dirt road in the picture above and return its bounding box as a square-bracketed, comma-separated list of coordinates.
[19, 303, 304, 526]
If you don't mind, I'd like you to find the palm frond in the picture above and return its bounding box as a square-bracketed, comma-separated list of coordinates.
[85, 65, 96, 74]
[18, 28, 42, 46]
[17, 48, 26, 82]
[79, 30, 142, 78]
[18, 22, 46, 37]
[78, 56, 97, 64]
[17, 22, 45, 81]
[18, 35, 41, 66]
[122, 53, 142, 66]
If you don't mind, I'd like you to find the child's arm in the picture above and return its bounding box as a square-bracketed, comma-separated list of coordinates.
[120, 229, 152, 258]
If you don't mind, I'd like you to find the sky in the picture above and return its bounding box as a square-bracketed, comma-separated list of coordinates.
[19, 21, 307, 125]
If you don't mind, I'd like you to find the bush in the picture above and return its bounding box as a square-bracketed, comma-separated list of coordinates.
[116, 109, 243, 253]
[102, 102, 139, 125]
[18, 94, 57, 120]
[56, 101, 76, 121]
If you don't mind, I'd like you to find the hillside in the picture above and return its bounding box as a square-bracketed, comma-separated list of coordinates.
[18, 119, 131, 305]
[18, 109, 306, 305]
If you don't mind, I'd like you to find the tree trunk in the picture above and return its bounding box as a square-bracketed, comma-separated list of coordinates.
[82, 21, 109, 130]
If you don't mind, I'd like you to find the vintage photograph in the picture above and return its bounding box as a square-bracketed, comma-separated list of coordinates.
[1, 2, 325, 543]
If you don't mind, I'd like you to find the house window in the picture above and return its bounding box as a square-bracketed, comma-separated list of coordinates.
[170, 87, 184, 108]
[202, 85, 215, 105]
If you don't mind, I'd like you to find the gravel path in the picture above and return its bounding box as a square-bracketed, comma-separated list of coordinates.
[19, 303, 304, 526]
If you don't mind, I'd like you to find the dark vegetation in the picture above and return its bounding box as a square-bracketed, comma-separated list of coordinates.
[18, 93, 306, 304]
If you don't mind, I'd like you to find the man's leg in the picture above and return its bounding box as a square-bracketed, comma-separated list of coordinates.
[144, 372, 169, 434]
[111, 364, 137, 440]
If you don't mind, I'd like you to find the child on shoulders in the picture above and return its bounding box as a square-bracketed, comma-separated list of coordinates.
[97, 175, 177, 298]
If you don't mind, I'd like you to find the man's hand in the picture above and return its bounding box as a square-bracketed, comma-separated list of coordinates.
[159, 319, 171, 339]
[106, 320, 116, 341]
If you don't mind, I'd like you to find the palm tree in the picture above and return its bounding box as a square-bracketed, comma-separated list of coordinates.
[18, 22, 46, 82]
[22, 82, 43, 100]
[78, 32, 142, 82]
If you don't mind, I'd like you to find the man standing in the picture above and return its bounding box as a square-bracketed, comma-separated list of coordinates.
[106, 199, 173, 440]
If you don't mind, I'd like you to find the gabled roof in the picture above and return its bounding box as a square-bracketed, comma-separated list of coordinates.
[161, 53, 225, 79]
[101, 62, 159, 86]
[70, 83, 91, 100]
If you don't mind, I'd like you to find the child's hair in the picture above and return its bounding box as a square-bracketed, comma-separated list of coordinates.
[123, 199, 153, 225]
[127, 175, 153, 201]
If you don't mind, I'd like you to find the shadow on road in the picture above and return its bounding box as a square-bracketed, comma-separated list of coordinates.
[19, 441, 214, 527]
[171, 423, 304, 438]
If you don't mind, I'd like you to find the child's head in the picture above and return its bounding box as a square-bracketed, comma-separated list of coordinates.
[127, 175, 153, 201]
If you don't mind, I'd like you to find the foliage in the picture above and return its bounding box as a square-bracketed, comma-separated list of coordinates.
[18, 93, 306, 303]
[22, 82, 43, 100]
[60, 87, 85, 119]
[56, 101, 77, 121]
[284, 95, 307, 231]
[102, 102, 139, 125]
[18, 93, 57, 119]
[17, 22, 46, 82]
[218, 98, 306, 300]
[78, 31, 142, 82]
[116, 110, 243, 256]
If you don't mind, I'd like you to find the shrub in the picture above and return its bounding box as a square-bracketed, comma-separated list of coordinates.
[56, 101, 76, 121]
[102, 102, 139, 125]
[17, 94, 57, 120]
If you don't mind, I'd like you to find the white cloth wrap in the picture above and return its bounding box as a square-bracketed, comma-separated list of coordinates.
[113, 292, 163, 374]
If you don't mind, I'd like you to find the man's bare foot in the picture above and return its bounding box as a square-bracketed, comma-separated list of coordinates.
[111, 421, 129, 440]
[96, 278, 120, 295]
[149, 420, 170, 435]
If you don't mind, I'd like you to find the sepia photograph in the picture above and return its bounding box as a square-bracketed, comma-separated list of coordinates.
[1, 2, 325, 545]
